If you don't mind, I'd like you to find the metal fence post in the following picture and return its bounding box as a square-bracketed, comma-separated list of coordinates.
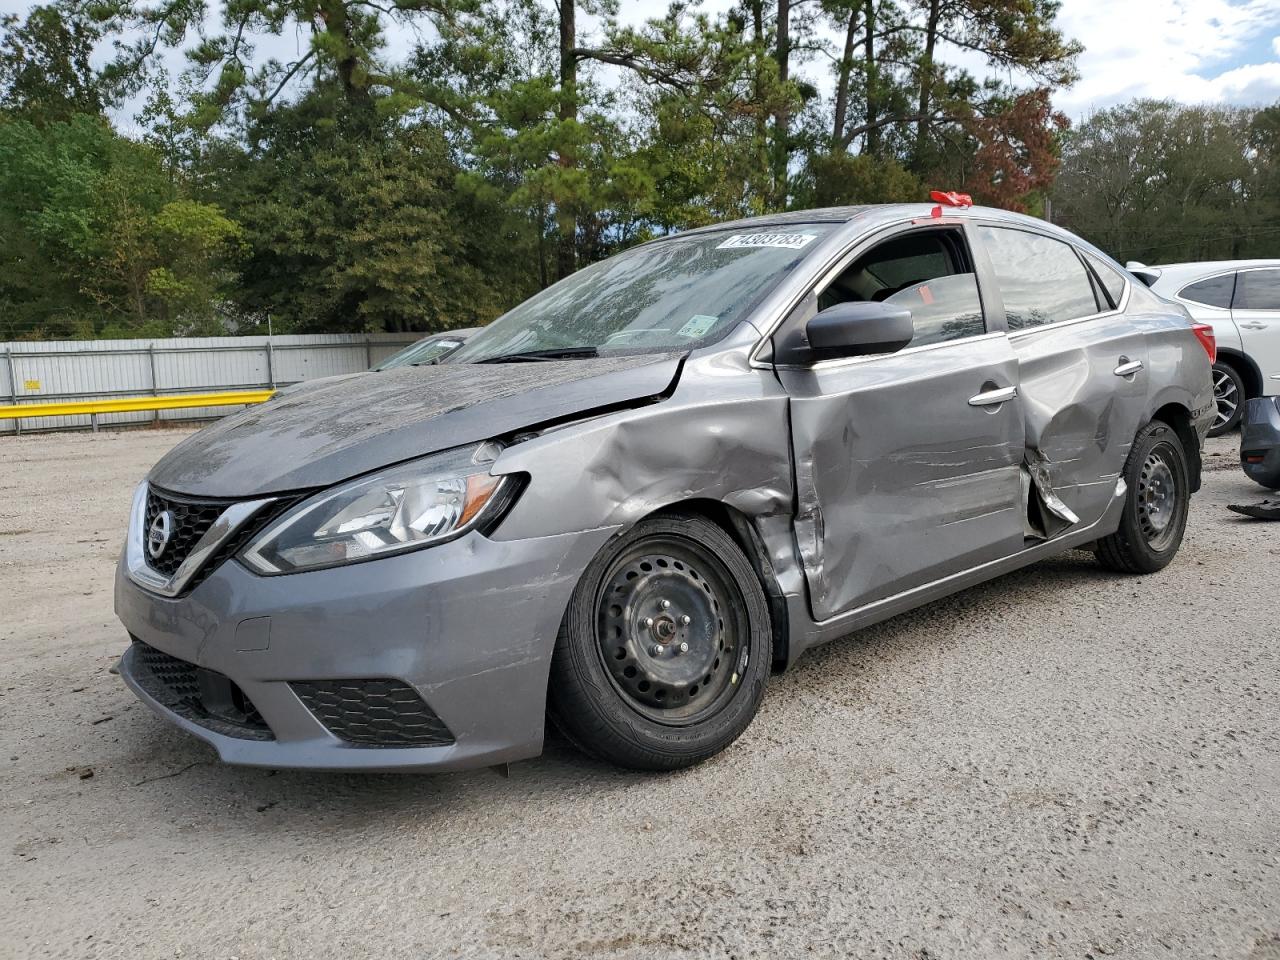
[265, 338, 276, 389]
[148, 342, 159, 424]
[365, 337, 373, 370]
[5, 347, 19, 436]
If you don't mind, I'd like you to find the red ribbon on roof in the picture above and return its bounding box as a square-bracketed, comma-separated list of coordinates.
[929, 190, 973, 208]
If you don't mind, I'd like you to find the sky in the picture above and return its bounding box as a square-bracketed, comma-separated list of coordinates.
[3, 0, 1280, 123]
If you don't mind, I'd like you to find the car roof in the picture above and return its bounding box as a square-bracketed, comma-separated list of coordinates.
[670, 204, 1111, 255]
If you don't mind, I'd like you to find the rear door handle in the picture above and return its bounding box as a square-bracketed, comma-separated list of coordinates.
[1114, 358, 1143, 377]
[968, 385, 1018, 406]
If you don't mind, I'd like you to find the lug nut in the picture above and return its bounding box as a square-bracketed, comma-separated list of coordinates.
[652, 644, 665, 656]
[678, 642, 689, 654]
[680, 615, 691, 625]
[643, 617, 654, 628]
[660, 599, 671, 609]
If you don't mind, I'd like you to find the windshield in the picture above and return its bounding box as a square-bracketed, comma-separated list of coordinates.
[376, 335, 467, 371]
[449, 225, 833, 362]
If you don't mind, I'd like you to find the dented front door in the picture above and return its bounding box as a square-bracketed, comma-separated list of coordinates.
[778, 336, 1026, 622]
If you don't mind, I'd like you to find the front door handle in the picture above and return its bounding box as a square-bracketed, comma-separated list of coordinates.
[1239, 321, 1267, 330]
[1114, 358, 1144, 377]
[968, 384, 1018, 406]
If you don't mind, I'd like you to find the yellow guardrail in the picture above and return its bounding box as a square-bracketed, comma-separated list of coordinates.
[0, 389, 276, 429]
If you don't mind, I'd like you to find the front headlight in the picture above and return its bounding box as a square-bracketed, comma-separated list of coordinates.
[240, 444, 519, 575]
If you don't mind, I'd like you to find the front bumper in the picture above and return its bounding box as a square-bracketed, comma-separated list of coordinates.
[1240, 396, 1280, 490]
[115, 525, 617, 771]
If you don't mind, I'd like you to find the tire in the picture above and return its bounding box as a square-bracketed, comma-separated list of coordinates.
[1208, 361, 1245, 437]
[1095, 420, 1191, 574]
[547, 512, 771, 771]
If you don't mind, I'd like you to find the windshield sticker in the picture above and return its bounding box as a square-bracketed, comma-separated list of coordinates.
[717, 233, 816, 251]
[677, 314, 720, 338]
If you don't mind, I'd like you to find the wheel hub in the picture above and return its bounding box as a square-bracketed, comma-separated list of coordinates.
[1137, 450, 1178, 546]
[1213, 370, 1238, 429]
[597, 549, 738, 721]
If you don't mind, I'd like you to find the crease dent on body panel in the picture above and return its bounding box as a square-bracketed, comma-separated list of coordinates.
[1022, 452, 1080, 540]
[791, 446, 828, 613]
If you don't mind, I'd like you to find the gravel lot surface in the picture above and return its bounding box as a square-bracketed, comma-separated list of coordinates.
[1, 427, 1277, 960]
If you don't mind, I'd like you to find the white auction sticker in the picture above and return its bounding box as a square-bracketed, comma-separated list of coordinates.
[717, 233, 816, 251]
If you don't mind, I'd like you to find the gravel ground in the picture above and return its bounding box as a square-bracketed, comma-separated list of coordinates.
[1, 427, 1277, 960]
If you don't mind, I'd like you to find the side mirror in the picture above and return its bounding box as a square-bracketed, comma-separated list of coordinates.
[803, 301, 914, 360]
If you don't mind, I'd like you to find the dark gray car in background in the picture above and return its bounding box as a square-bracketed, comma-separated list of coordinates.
[115, 202, 1216, 772]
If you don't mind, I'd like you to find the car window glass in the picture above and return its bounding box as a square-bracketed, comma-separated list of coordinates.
[817, 229, 985, 346]
[884, 274, 985, 347]
[977, 226, 1099, 330]
[1082, 251, 1127, 308]
[1178, 274, 1235, 308]
[1234, 269, 1280, 310]
[377, 337, 464, 370]
[450, 225, 834, 362]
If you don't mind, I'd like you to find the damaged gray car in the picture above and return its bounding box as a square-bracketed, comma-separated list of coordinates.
[115, 202, 1216, 772]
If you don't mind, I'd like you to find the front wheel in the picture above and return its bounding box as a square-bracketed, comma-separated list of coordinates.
[1095, 420, 1191, 574]
[548, 513, 771, 771]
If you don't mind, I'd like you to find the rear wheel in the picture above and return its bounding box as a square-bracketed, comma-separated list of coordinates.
[1208, 361, 1245, 436]
[1095, 420, 1191, 574]
[548, 513, 771, 770]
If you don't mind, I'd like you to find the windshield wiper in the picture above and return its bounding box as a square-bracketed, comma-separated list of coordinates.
[476, 347, 599, 363]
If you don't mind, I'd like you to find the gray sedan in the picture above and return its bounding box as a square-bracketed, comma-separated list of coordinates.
[114, 202, 1216, 772]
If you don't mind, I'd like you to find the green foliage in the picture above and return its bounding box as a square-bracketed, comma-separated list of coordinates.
[7, 0, 1272, 342]
[0, 1, 104, 126]
[0, 114, 243, 338]
[1052, 100, 1280, 263]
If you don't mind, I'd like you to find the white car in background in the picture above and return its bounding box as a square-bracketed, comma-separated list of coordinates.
[1129, 261, 1280, 435]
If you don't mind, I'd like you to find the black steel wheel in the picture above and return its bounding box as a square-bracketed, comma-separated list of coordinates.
[1095, 420, 1191, 574]
[1208, 361, 1245, 437]
[548, 513, 771, 770]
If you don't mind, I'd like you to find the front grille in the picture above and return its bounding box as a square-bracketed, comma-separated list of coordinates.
[128, 640, 273, 741]
[143, 487, 300, 594]
[291, 680, 455, 747]
[145, 488, 228, 576]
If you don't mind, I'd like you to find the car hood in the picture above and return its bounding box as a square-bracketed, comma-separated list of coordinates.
[149, 355, 682, 498]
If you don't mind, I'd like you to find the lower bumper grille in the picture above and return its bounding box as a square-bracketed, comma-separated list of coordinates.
[291, 679, 455, 747]
[128, 640, 274, 741]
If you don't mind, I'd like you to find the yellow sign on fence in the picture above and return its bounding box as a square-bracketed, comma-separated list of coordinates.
[23, 380, 40, 391]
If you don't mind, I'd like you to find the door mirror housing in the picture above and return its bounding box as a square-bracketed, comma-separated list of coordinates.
[801, 301, 914, 361]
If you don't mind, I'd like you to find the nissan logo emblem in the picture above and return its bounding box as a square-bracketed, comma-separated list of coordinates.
[147, 510, 175, 560]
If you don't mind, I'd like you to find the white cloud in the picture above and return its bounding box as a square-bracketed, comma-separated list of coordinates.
[1054, 0, 1280, 117]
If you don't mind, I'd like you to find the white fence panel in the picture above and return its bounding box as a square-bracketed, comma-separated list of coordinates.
[1, 333, 418, 434]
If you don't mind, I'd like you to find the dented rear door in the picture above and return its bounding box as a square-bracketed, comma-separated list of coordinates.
[975, 224, 1148, 528]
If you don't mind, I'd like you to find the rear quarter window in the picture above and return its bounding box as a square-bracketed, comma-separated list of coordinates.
[1082, 251, 1128, 308]
[1177, 274, 1236, 308]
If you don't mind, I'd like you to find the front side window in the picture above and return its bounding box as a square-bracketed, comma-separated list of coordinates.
[817, 229, 985, 348]
[450, 225, 834, 362]
[977, 226, 1099, 330]
[1234, 269, 1280, 311]
[1178, 274, 1236, 309]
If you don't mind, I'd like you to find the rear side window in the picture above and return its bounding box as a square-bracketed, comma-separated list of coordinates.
[977, 226, 1099, 330]
[1179, 274, 1235, 308]
[1234, 269, 1280, 310]
[1082, 251, 1128, 308]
